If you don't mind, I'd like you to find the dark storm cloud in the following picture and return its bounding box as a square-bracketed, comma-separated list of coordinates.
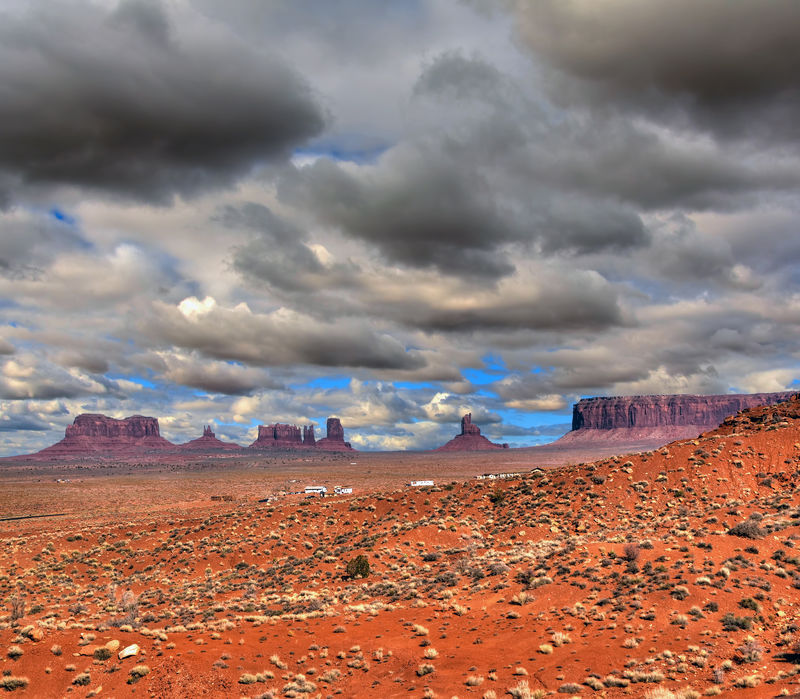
[142, 350, 283, 396]
[511, 0, 800, 141]
[143, 299, 426, 372]
[394, 275, 625, 333]
[221, 202, 358, 294]
[0, 1, 325, 203]
[282, 154, 519, 279]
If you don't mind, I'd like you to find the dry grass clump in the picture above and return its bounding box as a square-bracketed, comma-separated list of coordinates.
[0, 676, 29, 691]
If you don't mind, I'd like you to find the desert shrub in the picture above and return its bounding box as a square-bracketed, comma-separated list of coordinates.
[345, 554, 370, 579]
[584, 676, 604, 690]
[488, 490, 506, 505]
[8, 597, 25, 622]
[93, 647, 112, 661]
[738, 597, 759, 612]
[728, 519, 765, 539]
[417, 663, 435, 676]
[127, 665, 150, 684]
[6, 646, 23, 660]
[671, 585, 690, 600]
[238, 673, 258, 684]
[558, 683, 582, 693]
[622, 543, 641, 562]
[72, 673, 91, 686]
[735, 637, 763, 663]
[721, 613, 752, 631]
[0, 676, 29, 691]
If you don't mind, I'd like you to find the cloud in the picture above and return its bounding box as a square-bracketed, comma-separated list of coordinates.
[146, 350, 283, 395]
[0, 356, 123, 400]
[222, 202, 359, 294]
[509, 0, 800, 142]
[0, 0, 325, 203]
[142, 296, 425, 372]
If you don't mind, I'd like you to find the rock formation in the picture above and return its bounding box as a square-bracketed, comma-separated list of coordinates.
[556, 391, 797, 448]
[316, 417, 354, 451]
[303, 425, 316, 446]
[435, 413, 508, 451]
[32, 414, 174, 458]
[179, 425, 240, 451]
[249, 423, 305, 449]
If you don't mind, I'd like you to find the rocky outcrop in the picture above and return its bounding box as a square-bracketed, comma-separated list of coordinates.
[250, 423, 304, 449]
[557, 391, 797, 448]
[316, 417, 354, 451]
[303, 425, 316, 446]
[179, 425, 240, 451]
[435, 413, 508, 451]
[33, 414, 174, 458]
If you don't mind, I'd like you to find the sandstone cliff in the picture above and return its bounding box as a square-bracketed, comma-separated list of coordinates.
[557, 391, 797, 448]
[34, 414, 175, 458]
[435, 413, 508, 451]
[316, 417, 354, 451]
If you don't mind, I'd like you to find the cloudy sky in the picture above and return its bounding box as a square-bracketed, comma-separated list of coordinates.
[2, 0, 799, 455]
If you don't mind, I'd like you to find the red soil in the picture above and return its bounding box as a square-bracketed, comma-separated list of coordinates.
[1, 399, 800, 697]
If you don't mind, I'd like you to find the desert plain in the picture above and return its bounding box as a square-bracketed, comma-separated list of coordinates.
[1, 401, 800, 699]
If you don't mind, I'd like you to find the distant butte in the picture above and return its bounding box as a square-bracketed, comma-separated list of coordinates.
[315, 417, 355, 451]
[179, 425, 240, 451]
[554, 390, 797, 450]
[30, 413, 174, 459]
[435, 413, 508, 451]
[249, 417, 355, 451]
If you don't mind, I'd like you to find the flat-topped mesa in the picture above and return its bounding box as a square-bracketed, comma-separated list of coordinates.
[316, 417, 355, 451]
[557, 390, 798, 448]
[180, 424, 241, 451]
[34, 413, 174, 458]
[435, 413, 508, 451]
[65, 413, 162, 439]
[250, 423, 305, 448]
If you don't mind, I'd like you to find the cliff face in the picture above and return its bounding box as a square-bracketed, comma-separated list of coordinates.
[435, 413, 508, 451]
[34, 414, 174, 458]
[316, 417, 354, 451]
[558, 391, 797, 449]
[250, 418, 354, 450]
[250, 423, 305, 448]
[571, 392, 796, 430]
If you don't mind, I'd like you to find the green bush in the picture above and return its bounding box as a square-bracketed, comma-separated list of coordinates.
[721, 613, 752, 631]
[345, 555, 370, 579]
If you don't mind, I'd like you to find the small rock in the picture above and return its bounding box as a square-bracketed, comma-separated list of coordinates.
[118, 643, 139, 660]
[104, 640, 120, 652]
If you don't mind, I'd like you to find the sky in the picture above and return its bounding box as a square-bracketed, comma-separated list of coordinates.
[1, 0, 800, 455]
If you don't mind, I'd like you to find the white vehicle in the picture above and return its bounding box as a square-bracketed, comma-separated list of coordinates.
[334, 486, 353, 495]
[304, 486, 328, 496]
[409, 480, 434, 487]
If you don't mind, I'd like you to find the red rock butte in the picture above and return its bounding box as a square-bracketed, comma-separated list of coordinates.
[179, 425, 239, 451]
[555, 390, 797, 450]
[33, 413, 174, 458]
[316, 417, 355, 451]
[248, 417, 354, 451]
[435, 413, 508, 451]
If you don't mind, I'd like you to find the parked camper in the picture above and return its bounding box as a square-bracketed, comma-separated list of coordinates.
[408, 480, 434, 487]
[334, 486, 353, 495]
[304, 486, 327, 497]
